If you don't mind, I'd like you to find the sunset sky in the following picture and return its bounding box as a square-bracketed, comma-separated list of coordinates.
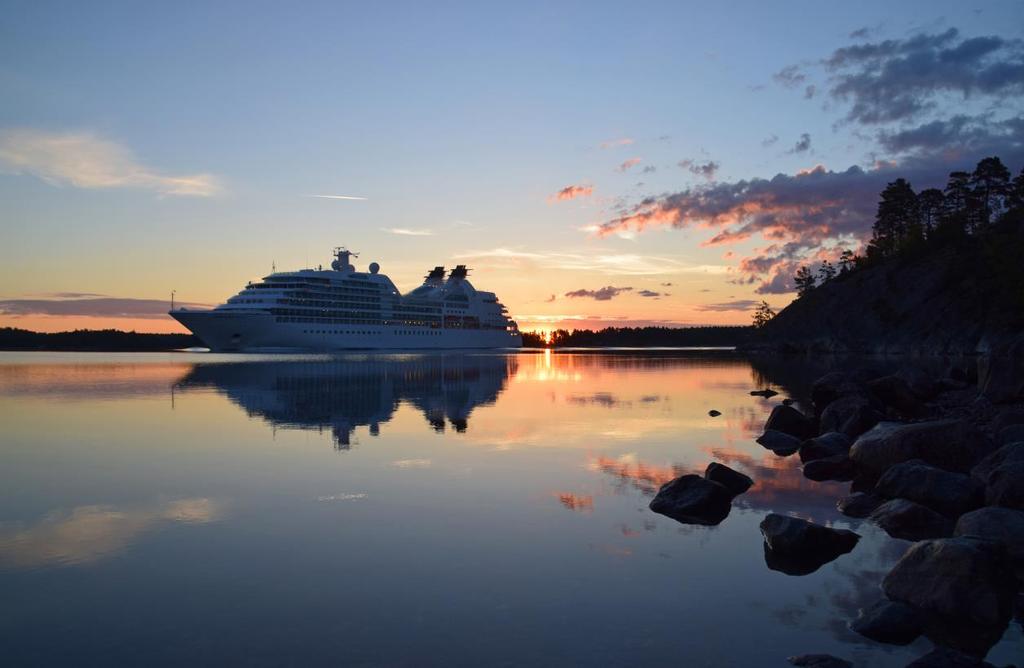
[2, 1, 1022, 333]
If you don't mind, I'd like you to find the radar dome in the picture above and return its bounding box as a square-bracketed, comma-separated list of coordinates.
[369, 262, 380, 274]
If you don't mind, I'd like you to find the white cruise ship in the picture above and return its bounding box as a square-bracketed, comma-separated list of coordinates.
[169, 248, 523, 351]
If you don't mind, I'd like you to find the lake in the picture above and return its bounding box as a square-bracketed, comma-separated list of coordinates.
[0, 351, 1020, 667]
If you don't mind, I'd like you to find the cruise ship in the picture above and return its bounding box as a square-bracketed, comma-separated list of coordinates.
[170, 248, 523, 351]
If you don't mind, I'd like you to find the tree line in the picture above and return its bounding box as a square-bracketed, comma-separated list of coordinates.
[792, 156, 1024, 297]
[522, 326, 753, 348]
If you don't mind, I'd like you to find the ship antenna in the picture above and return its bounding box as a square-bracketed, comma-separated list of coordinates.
[171, 289, 176, 310]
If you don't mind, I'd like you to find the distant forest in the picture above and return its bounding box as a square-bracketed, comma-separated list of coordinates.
[0, 328, 198, 351]
[521, 326, 752, 348]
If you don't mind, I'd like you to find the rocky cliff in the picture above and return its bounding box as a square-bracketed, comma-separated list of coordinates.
[749, 225, 1024, 356]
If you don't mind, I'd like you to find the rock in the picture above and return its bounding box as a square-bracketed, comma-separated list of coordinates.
[704, 462, 753, 497]
[760, 514, 859, 575]
[999, 424, 1024, 444]
[991, 408, 1024, 434]
[985, 461, 1024, 510]
[868, 374, 926, 417]
[896, 366, 940, 400]
[978, 339, 1024, 404]
[708, 409, 721, 417]
[955, 507, 1024, 565]
[837, 492, 885, 518]
[803, 454, 855, 482]
[849, 419, 989, 476]
[883, 536, 1015, 628]
[799, 432, 852, 463]
[756, 429, 802, 456]
[848, 599, 923, 645]
[875, 460, 984, 517]
[648, 474, 732, 526]
[819, 395, 882, 438]
[811, 371, 853, 413]
[749, 388, 778, 398]
[904, 647, 1000, 667]
[764, 404, 817, 440]
[870, 499, 954, 541]
[787, 654, 852, 668]
[971, 442, 1024, 485]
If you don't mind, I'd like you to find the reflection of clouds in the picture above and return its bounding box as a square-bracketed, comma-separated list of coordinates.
[0, 498, 220, 569]
[391, 459, 431, 469]
[555, 493, 594, 512]
[588, 453, 685, 495]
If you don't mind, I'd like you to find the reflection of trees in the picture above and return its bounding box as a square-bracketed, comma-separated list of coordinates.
[176, 355, 516, 448]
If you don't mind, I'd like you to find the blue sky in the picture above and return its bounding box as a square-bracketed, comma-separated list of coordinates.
[1, 1, 1022, 331]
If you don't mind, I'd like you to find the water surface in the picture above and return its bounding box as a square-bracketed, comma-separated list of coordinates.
[0, 351, 1019, 666]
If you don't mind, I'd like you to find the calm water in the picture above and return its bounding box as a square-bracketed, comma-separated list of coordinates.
[0, 351, 1020, 667]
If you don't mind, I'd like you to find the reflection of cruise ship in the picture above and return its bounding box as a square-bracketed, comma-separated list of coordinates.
[176, 355, 516, 448]
[170, 248, 522, 351]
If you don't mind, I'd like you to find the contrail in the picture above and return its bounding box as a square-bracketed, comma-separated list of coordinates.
[307, 194, 368, 200]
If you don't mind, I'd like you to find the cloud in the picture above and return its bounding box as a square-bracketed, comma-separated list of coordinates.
[803, 84, 817, 99]
[679, 159, 720, 180]
[823, 29, 1024, 125]
[0, 296, 210, 319]
[660, 282, 673, 287]
[761, 134, 780, 147]
[642, 165, 657, 174]
[788, 133, 812, 153]
[876, 114, 1024, 156]
[600, 137, 634, 149]
[695, 299, 762, 312]
[309, 194, 367, 200]
[0, 129, 220, 196]
[564, 286, 633, 301]
[551, 184, 593, 201]
[381, 227, 433, 236]
[454, 248, 727, 276]
[636, 290, 662, 298]
[544, 294, 556, 303]
[849, 27, 872, 40]
[773, 64, 807, 88]
[618, 158, 642, 172]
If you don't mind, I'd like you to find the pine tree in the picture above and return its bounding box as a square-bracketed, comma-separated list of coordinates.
[870, 178, 919, 256]
[971, 156, 1012, 227]
[940, 171, 973, 237]
[818, 259, 836, 283]
[917, 188, 945, 236]
[838, 249, 856, 273]
[794, 266, 816, 296]
[752, 301, 775, 328]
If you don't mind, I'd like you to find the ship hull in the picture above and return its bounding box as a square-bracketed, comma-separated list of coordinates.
[171, 309, 522, 352]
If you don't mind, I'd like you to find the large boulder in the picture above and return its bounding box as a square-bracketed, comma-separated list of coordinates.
[849, 419, 989, 476]
[810, 371, 851, 413]
[764, 405, 817, 440]
[999, 424, 1024, 445]
[760, 514, 859, 575]
[787, 655, 852, 668]
[802, 454, 855, 482]
[836, 492, 885, 518]
[882, 536, 1015, 628]
[896, 366, 940, 400]
[874, 459, 984, 517]
[985, 461, 1024, 510]
[904, 647, 1001, 667]
[818, 395, 880, 438]
[970, 441, 1024, 485]
[869, 499, 953, 541]
[704, 462, 753, 497]
[799, 432, 852, 463]
[868, 374, 925, 417]
[848, 599, 923, 645]
[649, 474, 732, 526]
[955, 507, 1024, 566]
[756, 429, 802, 456]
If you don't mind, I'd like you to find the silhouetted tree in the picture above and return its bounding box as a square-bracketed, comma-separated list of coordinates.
[870, 178, 919, 256]
[838, 249, 857, 273]
[971, 156, 1011, 227]
[752, 301, 775, 328]
[940, 171, 974, 237]
[794, 266, 816, 296]
[818, 259, 836, 283]
[917, 188, 944, 236]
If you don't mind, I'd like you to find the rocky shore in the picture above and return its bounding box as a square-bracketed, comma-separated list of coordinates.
[650, 356, 1024, 667]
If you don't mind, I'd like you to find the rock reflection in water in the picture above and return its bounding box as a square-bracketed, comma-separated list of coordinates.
[175, 355, 516, 448]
